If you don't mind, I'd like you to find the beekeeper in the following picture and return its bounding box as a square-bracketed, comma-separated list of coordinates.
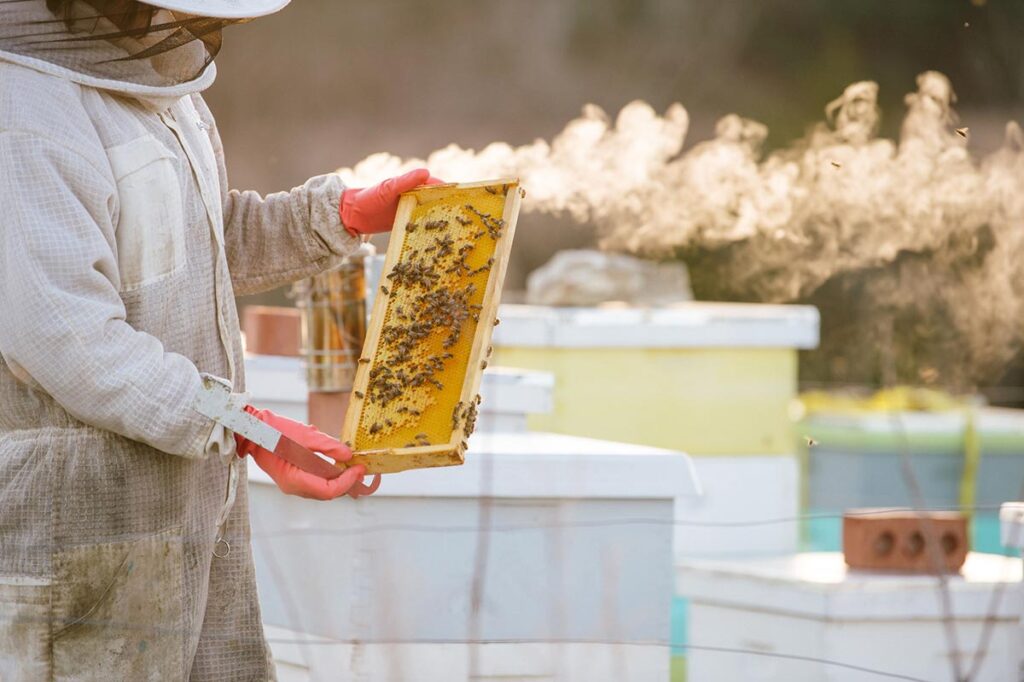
[0, 1, 435, 678]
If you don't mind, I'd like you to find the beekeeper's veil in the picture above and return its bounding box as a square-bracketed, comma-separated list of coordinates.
[0, 0, 290, 92]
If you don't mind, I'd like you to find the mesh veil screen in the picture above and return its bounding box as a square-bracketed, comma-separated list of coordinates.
[0, 0, 240, 88]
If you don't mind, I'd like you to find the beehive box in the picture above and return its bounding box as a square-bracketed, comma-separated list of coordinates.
[341, 179, 523, 474]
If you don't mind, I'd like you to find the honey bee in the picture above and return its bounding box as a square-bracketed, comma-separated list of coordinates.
[354, 391, 365, 399]
[485, 186, 499, 194]
[493, 318, 501, 326]
[369, 423, 382, 435]
[416, 433, 428, 440]
[803, 435, 819, 447]
[380, 286, 390, 296]
[830, 161, 842, 169]
[480, 360, 488, 370]
[358, 358, 370, 364]
[956, 127, 969, 138]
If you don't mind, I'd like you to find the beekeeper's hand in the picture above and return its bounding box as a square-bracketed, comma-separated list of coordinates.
[340, 168, 444, 236]
[235, 407, 382, 500]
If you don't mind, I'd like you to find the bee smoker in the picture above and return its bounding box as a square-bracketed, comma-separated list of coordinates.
[292, 248, 372, 436]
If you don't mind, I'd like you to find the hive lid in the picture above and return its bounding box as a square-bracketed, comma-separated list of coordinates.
[676, 551, 1023, 620]
[492, 302, 820, 349]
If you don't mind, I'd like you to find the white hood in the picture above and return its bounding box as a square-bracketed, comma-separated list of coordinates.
[0, 1, 229, 99]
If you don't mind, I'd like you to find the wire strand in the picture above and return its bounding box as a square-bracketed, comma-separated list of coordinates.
[259, 636, 932, 682]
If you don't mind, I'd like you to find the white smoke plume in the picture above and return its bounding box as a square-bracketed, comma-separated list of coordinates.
[337, 101, 691, 223]
[338, 72, 1024, 388]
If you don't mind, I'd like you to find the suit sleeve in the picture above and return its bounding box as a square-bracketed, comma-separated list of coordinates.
[0, 130, 228, 459]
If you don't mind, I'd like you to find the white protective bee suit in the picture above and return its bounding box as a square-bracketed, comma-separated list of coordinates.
[0, 1, 357, 679]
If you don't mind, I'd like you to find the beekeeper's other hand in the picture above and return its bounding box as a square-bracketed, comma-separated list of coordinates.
[340, 168, 444, 235]
[235, 407, 381, 500]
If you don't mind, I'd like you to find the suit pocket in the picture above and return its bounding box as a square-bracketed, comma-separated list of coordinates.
[0, 577, 52, 682]
[107, 136, 186, 291]
[52, 527, 186, 681]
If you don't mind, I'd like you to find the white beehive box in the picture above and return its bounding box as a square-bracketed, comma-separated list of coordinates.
[244, 353, 700, 681]
[244, 354, 553, 434]
[1002, 502, 1024, 661]
[249, 431, 699, 682]
[676, 552, 1023, 682]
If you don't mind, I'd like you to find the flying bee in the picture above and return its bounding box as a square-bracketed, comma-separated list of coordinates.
[830, 160, 842, 169]
[956, 127, 969, 138]
[804, 435, 819, 447]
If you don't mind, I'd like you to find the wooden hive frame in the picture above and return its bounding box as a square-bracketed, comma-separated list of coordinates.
[340, 179, 523, 474]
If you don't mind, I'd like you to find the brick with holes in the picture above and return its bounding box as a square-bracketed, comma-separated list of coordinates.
[842, 509, 968, 572]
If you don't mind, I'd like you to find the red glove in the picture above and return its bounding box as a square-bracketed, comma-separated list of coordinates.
[340, 168, 444, 236]
[235, 407, 381, 500]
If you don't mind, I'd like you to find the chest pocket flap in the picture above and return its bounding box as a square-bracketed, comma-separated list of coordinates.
[107, 136, 186, 291]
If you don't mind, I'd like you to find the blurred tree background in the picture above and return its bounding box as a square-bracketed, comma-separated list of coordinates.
[207, 0, 1023, 394]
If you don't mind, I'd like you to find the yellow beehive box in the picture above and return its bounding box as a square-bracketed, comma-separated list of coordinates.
[341, 180, 523, 474]
[492, 303, 819, 456]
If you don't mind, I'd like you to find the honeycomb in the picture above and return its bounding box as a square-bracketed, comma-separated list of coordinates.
[341, 179, 522, 474]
